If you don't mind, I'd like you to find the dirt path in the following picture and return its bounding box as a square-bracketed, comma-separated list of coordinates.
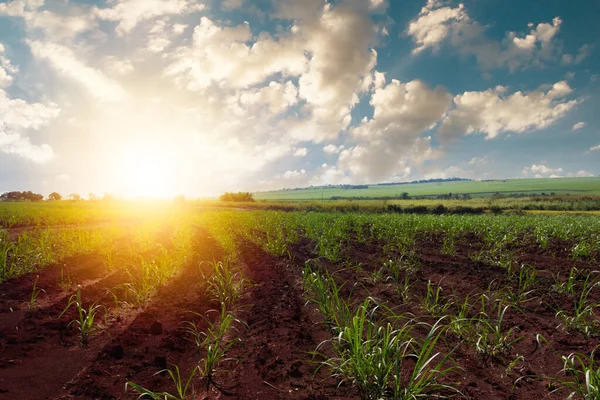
[217, 240, 358, 399]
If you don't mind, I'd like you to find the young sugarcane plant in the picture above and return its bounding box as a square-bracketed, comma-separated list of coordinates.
[59, 285, 105, 346]
[200, 308, 241, 390]
[125, 365, 198, 400]
[24, 275, 45, 311]
[182, 306, 243, 391]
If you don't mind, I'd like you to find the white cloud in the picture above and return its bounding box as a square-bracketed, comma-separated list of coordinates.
[0, 59, 58, 162]
[590, 144, 600, 152]
[310, 163, 349, 186]
[0, 89, 60, 131]
[293, 147, 308, 157]
[28, 40, 127, 102]
[407, 1, 467, 54]
[572, 121, 586, 131]
[407, 1, 570, 71]
[0, 130, 54, 162]
[422, 157, 491, 180]
[165, 17, 307, 90]
[94, 0, 205, 35]
[439, 81, 578, 141]
[567, 170, 593, 177]
[284, 169, 306, 179]
[238, 81, 298, 114]
[323, 144, 344, 153]
[0, 0, 43, 18]
[145, 19, 189, 53]
[369, 0, 388, 12]
[0, 1, 97, 40]
[0, 43, 19, 88]
[296, 1, 379, 139]
[522, 164, 563, 178]
[168, 1, 380, 142]
[25, 10, 98, 40]
[334, 78, 451, 183]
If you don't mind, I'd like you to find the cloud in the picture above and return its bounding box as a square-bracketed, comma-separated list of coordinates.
[238, 81, 298, 114]
[561, 44, 591, 66]
[590, 144, 600, 152]
[567, 170, 593, 177]
[295, 1, 379, 139]
[0, 130, 54, 162]
[293, 147, 308, 157]
[572, 121, 586, 131]
[407, 1, 571, 72]
[165, 17, 307, 90]
[168, 1, 381, 142]
[0, 1, 97, 40]
[284, 169, 306, 179]
[310, 163, 349, 186]
[28, 40, 127, 101]
[407, 0, 467, 54]
[0, 43, 19, 88]
[0, 89, 60, 131]
[522, 164, 563, 178]
[422, 157, 491, 180]
[94, 0, 205, 35]
[0, 0, 43, 18]
[323, 144, 344, 153]
[329, 78, 451, 183]
[25, 9, 98, 40]
[439, 81, 578, 141]
[0, 49, 58, 162]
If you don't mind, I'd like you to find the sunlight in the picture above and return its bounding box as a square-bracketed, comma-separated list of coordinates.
[120, 144, 177, 198]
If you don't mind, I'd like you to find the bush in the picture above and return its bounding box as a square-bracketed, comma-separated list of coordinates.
[219, 192, 255, 202]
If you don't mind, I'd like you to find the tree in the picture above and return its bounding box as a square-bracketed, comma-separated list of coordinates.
[89, 193, 98, 201]
[67, 193, 82, 201]
[48, 192, 62, 201]
[0, 191, 43, 202]
[219, 192, 255, 202]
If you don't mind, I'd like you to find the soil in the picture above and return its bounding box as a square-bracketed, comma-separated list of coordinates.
[0, 224, 599, 399]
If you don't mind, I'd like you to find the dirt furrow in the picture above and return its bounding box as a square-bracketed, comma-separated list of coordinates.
[54, 227, 224, 399]
[217, 241, 358, 399]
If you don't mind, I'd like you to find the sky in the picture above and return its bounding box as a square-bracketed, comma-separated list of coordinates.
[0, 0, 598, 198]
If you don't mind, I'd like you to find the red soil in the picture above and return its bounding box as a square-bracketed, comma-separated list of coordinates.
[0, 226, 598, 399]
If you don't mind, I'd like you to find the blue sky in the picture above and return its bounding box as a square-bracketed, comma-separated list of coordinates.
[0, 0, 598, 197]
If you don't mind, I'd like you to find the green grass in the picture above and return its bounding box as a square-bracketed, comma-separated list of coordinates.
[254, 177, 600, 200]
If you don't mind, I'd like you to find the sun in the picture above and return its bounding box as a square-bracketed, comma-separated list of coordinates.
[120, 144, 177, 198]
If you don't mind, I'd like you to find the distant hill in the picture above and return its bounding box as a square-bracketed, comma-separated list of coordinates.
[253, 177, 600, 200]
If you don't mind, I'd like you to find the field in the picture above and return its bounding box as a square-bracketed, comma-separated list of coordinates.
[254, 177, 600, 200]
[1, 202, 600, 399]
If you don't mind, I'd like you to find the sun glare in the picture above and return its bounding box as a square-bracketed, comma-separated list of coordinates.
[121, 145, 177, 198]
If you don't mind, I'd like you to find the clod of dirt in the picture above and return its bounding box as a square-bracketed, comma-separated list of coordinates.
[154, 355, 167, 370]
[288, 361, 303, 378]
[105, 344, 124, 360]
[150, 321, 163, 335]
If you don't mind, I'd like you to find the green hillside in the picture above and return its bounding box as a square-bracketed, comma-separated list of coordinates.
[254, 177, 600, 200]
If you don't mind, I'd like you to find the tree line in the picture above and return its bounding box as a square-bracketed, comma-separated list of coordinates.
[0, 191, 83, 202]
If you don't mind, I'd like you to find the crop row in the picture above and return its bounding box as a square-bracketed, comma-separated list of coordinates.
[194, 210, 600, 399]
